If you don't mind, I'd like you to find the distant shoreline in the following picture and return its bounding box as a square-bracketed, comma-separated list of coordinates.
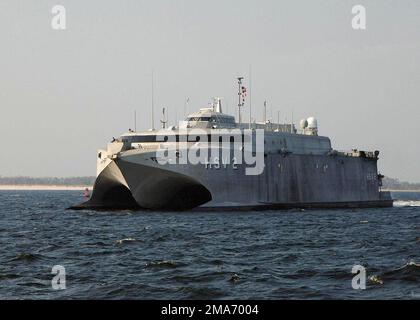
[0, 185, 92, 191]
[0, 186, 419, 192]
[383, 189, 420, 193]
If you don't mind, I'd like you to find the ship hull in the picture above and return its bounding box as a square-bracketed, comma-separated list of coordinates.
[70, 152, 393, 211]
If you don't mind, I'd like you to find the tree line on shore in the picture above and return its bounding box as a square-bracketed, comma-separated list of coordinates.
[0, 175, 419, 190]
[0, 176, 95, 186]
[382, 177, 420, 190]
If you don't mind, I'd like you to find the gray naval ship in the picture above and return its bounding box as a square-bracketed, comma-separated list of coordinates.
[72, 81, 393, 211]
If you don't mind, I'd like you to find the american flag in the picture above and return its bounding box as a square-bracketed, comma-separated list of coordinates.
[241, 86, 247, 106]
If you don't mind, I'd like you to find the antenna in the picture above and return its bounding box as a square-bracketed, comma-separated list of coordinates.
[134, 110, 137, 132]
[277, 110, 280, 131]
[264, 100, 267, 124]
[151, 69, 155, 131]
[291, 110, 294, 133]
[249, 65, 252, 129]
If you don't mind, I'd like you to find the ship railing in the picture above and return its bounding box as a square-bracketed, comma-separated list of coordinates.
[237, 122, 296, 133]
[334, 149, 379, 159]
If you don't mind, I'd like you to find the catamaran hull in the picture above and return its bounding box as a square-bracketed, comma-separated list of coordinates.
[70, 152, 393, 211]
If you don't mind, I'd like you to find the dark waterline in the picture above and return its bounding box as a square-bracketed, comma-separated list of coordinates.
[0, 190, 418, 299]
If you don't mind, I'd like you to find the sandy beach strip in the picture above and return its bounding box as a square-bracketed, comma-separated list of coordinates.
[0, 185, 92, 191]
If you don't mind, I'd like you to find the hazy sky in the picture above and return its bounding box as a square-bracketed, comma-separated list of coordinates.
[1, 0, 419, 181]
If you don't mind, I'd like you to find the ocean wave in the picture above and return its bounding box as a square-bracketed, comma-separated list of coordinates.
[145, 260, 179, 269]
[9, 253, 42, 263]
[177, 286, 226, 299]
[393, 200, 420, 207]
[369, 261, 420, 285]
[85, 241, 108, 247]
[1, 190, 419, 299]
[0, 273, 20, 280]
[168, 270, 229, 284]
[115, 238, 137, 245]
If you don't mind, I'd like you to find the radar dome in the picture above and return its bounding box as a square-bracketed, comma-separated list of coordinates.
[307, 117, 318, 129]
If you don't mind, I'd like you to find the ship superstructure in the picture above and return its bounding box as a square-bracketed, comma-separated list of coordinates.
[72, 82, 392, 211]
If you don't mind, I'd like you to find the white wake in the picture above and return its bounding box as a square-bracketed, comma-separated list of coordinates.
[393, 200, 420, 207]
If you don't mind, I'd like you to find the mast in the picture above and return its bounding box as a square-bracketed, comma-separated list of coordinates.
[183, 97, 187, 119]
[249, 65, 252, 129]
[264, 100, 267, 124]
[151, 69, 155, 130]
[237, 77, 243, 125]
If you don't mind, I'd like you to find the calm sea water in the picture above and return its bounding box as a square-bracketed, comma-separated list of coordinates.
[0, 190, 418, 300]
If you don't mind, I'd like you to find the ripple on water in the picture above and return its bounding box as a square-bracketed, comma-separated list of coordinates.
[115, 238, 138, 245]
[177, 286, 226, 300]
[0, 190, 419, 299]
[145, 260, 180, 269]
[0, 273, 20, 281]
[370, 261, 420, 284]
[9, 253, 42, 263]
